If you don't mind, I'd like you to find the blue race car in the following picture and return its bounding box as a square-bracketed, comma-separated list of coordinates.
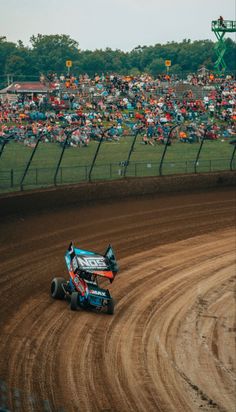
[51, 242, 119, 314]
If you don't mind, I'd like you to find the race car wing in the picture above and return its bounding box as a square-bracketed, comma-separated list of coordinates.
[65, 242, 119, 282]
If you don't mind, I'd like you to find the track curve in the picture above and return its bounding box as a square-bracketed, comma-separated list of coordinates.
[0, 188, 235, 412]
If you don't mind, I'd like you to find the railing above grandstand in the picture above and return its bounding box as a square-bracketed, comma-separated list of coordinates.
[211, 19, 236, 32]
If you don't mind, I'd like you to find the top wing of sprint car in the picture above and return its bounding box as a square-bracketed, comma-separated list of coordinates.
[65, 242, 119, 282]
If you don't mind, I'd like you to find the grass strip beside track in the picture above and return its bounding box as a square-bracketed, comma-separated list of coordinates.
[0, 136, 235, 192]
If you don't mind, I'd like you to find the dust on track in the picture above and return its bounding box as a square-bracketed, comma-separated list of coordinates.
[0, 188, 235, 412]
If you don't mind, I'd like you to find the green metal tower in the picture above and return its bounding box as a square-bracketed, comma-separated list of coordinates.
[211, 19, 236, 72]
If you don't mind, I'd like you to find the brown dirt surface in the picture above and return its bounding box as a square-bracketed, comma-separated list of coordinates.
[0, 187, 235, 412]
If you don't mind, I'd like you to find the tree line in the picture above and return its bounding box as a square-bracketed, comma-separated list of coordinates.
[0, 34, 235, 84]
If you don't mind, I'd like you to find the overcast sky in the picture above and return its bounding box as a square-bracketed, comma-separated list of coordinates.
[0, 0, 235, 51]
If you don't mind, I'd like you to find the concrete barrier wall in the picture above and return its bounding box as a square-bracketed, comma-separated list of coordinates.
[0, 172, 235, 218]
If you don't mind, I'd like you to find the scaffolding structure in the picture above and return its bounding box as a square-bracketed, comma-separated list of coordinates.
[211, 19, 236, 72]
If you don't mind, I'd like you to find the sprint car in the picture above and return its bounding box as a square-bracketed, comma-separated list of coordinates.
[51, 242, 119, 314]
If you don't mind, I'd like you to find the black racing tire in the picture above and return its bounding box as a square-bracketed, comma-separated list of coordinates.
[51, 277, 66, 300]
[107, 298, 115, 315]
[70, 292, 79, 311]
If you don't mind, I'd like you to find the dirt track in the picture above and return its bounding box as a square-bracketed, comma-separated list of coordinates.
[0, 187, 235, 412]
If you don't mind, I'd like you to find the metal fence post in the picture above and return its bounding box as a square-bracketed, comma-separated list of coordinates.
[159, 124, 179, 176]
[194, 129, 207, 173]
[54, 132, 69, 186]
[88, 135, 103, 182]
[54, 126, 80, 186]
[10, 168, 14, 187]
[0, 140, 7, 160]
[88, 127, 112, 182]
[123, 126, 144, 177]
[0, 134, 15, 161]
[230, 144, 236, 171]
[20, 132, 43, 190]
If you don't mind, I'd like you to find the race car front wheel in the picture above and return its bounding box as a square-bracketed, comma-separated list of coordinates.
[70, 292, 79, 311]
[51, 277, 66, 299]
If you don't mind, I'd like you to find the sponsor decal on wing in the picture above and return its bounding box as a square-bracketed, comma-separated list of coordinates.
[77, 256, 108, 270]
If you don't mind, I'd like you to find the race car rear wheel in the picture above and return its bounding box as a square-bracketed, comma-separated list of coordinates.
[70, 292, 79, 311]
[107, 298, 115, 315]
[51, 277, 66, 300]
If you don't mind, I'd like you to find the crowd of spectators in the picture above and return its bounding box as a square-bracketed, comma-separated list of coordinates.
[0, 71, 235, 148]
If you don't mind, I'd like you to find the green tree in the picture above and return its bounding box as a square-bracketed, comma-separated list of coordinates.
[170, 64, 182, 75]
[0, 33, 235, 84]
[0, 38, 17, 76]
[223, 38, 236, 71]
[30, 34, 80, 74]
[146, 58, 165, 76]
[5, 55, 27, 75]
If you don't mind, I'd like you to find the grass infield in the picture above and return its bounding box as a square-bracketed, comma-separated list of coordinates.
[0, 136, 235, 191]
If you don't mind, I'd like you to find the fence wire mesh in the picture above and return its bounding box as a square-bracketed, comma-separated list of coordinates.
[0, 133, 235, 192]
